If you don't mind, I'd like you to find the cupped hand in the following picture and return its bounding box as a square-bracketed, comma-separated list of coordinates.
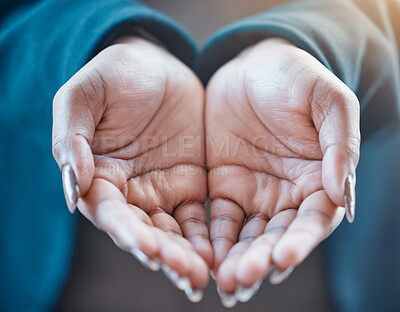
[205, 38, 360, 306]
[52, 37, 211, 300]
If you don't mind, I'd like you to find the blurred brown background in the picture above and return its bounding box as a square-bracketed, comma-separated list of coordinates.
[56, 1, 334, 311]
[144, 0, 289, 44]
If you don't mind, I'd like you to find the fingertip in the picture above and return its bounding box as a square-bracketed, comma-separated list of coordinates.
[216, 260, 237, 293]
[109, 216, 159, 258]
[236, 255, 266, 287]
[159, 240, 190, 276]
[272, 241, 301, 270]
[134, 226, 159, 257]
[189, 256, 210, 289]
[191, 236, 214, 269]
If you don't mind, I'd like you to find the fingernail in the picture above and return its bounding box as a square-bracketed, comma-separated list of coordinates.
[161, 265, 190, 291]
[235, 279, 262, 303]
[62, 163, 80, 214]
[185, 288, 203, 303]
[344, 173, 356, 223]
[269, 266, 294, 285]
[132, 248, 160, 272]
[175, 276, 191, 291]
[217, 286, 237, 308]
[210, 271, 216, 280]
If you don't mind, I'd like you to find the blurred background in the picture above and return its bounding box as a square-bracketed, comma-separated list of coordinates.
[56, 1, 337, 311]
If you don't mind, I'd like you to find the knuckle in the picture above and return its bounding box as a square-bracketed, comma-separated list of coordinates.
[333, 88, 360, 122]
[344, 141, 360, 163]
[51, 136, 63, 163]
[71, 75, 105, 106]
[343, 89, 360, 110]
[327, 141, 360, 164]
[310, 78, 360, 116]
[54, 69, 107, 112]
[336, 137, 361, 161]
[281, 243, 303, 264]
[210, 213, 242, 225]
[53, 83, 69, 110]
[330, 85, 357, 107]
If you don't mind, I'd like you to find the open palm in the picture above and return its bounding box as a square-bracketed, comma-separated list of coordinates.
[206, 38, 360, 303]
[52, 37, 211, 298]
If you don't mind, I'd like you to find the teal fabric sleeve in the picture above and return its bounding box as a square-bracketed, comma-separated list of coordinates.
[197, 0, 400, 139]
[0, 1, 196, 311]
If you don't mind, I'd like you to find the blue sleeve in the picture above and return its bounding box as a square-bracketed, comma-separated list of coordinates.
[0, 0, 196, 90]
[197, 0, 400, 139]
[0, 1, 195, 311]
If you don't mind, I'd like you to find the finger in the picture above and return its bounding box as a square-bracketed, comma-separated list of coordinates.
[174, 202, 213, 268]
[79, 178, 159, 258]
[165, 232, 210, 289]
[52, 70, 106, 212]
[152, 213, 198, 281]
[272, 190, 344, 270]
[141, 205, 210, 289]
[125, 203, 162, 271]
[216, 211, 268, 292]
[216, 240, 252, 293]
[149, 212, 191, 275]
[127, 203, 153, 226]
[310, 80, 360, 221]
[149, 211, 189, 276]
[210, 199, 245, 273]
[150, 208, 183, 235]
[153, 228, 209, 294]
[148, 208, 210, 289]
[186, 253, 210, 290]
[235, 209, 297, 287]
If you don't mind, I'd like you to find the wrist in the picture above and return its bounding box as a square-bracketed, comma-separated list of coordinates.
[242, 37, 296, 58]
[110, 26, 165, 48]
[105, 33, 168, 59]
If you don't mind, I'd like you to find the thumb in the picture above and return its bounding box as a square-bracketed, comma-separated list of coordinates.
[52, 74, 105, 213]
[310, 80, 360, 223]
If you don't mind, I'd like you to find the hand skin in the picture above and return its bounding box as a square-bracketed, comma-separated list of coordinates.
[52, 37, 212, 290]
[206, 38, 361, 293]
